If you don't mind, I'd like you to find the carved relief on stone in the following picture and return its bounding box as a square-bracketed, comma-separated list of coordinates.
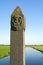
[11, 17, 17, 31]
[11, 16, 23, 31]
[11, 6, 25, 31]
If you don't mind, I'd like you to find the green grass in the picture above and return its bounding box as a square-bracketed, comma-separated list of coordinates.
[0, 45, 10, 59]
[25, 45, 43, 53]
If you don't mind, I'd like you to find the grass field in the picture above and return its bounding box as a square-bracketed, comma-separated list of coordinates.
[25, 45, 43, 53]
[0, 45, 10, 59]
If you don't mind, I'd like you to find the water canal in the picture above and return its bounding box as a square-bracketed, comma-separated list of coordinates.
[0, 47, 43, 65]
[26, 47, 43, 65]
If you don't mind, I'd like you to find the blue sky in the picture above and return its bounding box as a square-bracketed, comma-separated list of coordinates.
[0, 0, 43, 45]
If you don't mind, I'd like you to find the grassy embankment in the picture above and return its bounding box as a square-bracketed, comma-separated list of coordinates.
[0, 45, 10, 59]
[25, 45, 43, 53]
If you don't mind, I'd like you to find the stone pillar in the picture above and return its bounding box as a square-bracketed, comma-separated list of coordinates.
[10, 6, 26, 65]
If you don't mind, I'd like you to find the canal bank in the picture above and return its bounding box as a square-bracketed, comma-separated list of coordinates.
[25, 45, 43, 53]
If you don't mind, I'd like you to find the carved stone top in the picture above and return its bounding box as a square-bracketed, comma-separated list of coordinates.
[11, 6, 24, 18]
[11, 6, 25, 31]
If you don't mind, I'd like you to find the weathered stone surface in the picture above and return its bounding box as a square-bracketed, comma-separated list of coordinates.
[11, 6, 25, 31]
[10, 6, 25, 65]
[11, 6, 24, 17]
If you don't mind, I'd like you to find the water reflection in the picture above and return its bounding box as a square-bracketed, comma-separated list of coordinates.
[0, 48, 43, 65]
[0, 56, 10, 65]
[25, 47, 43, 65]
